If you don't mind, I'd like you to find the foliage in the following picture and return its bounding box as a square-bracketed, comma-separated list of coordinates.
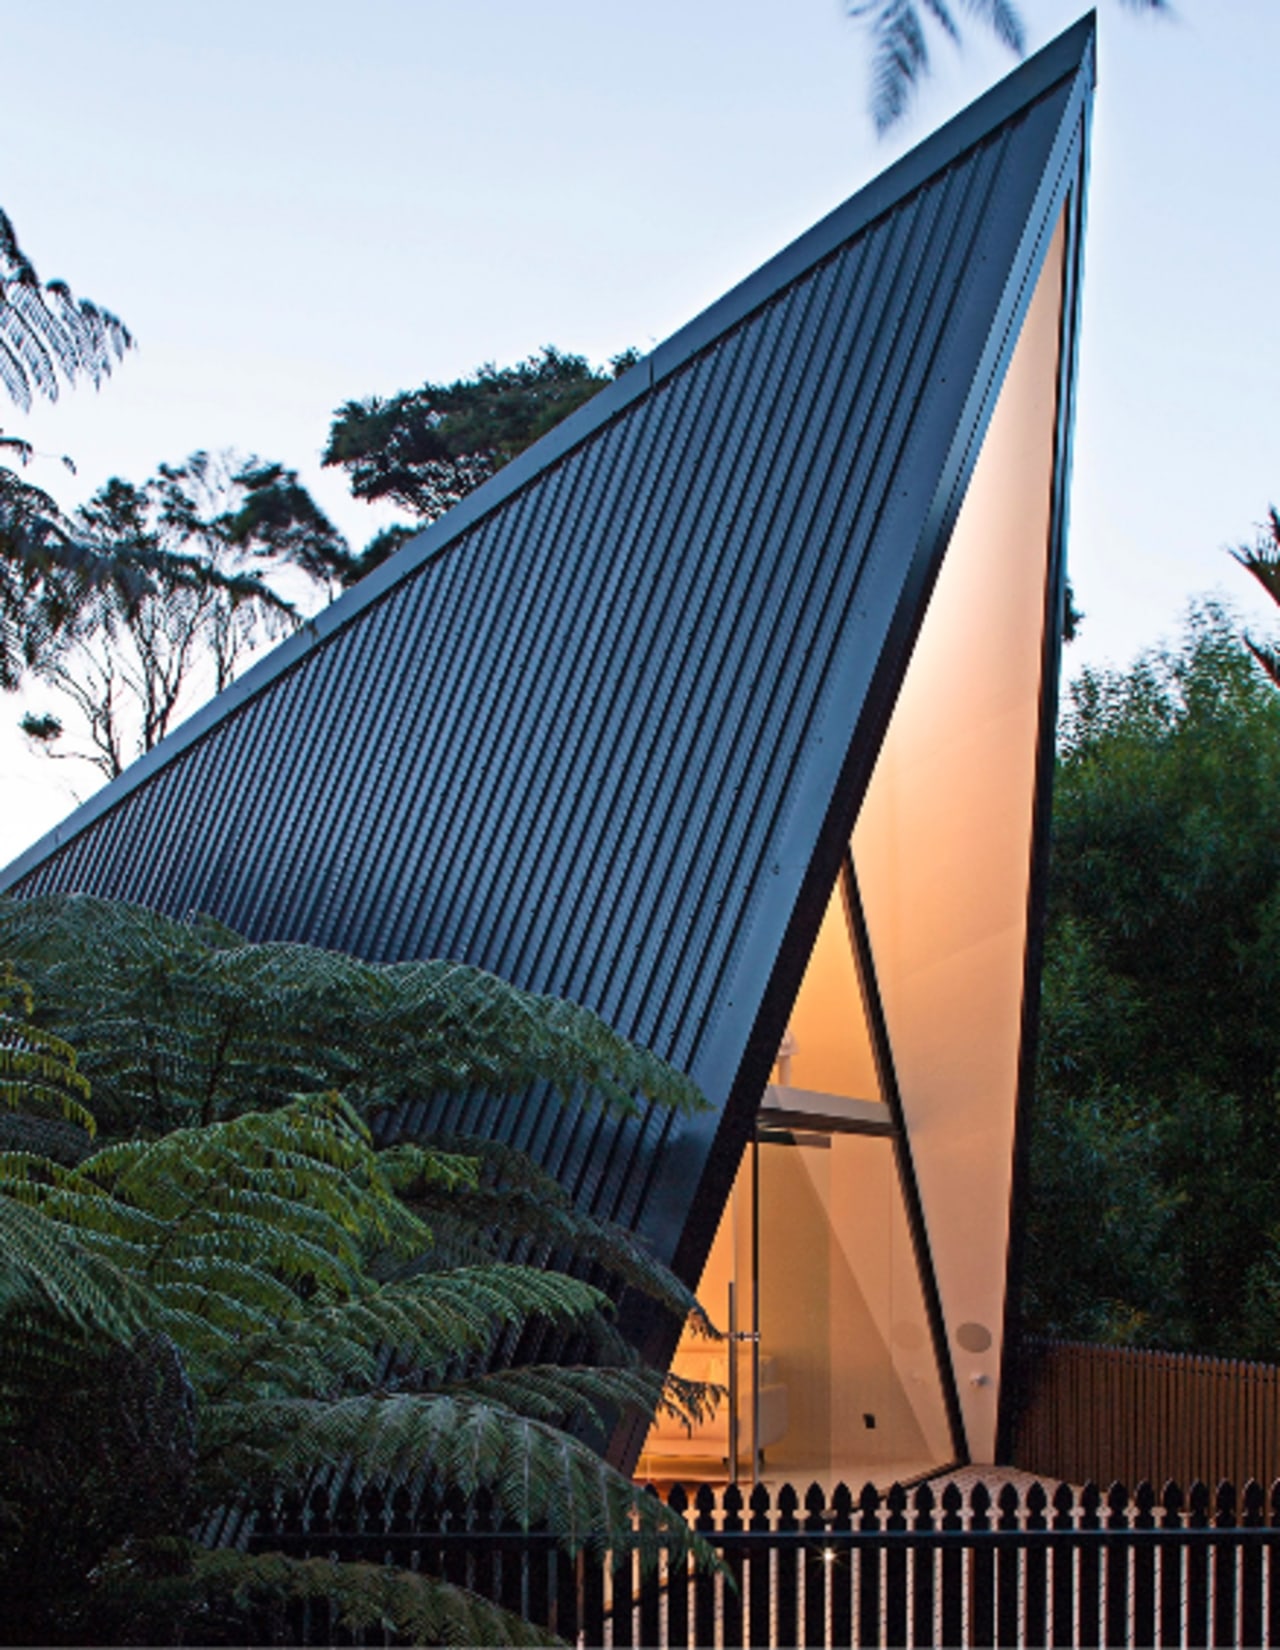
[0, 208, 132, 417]
[1230, 506, 1280, 687]
[15, 453, 345, 776]
[845, 0, 1168, 134]
[1027, 604, 1280, 1355]
[0, 907, 717, 1643]
[324, 345, 639, 529]
[0, 893, 703, 1137]
[0, 208, 142, 688]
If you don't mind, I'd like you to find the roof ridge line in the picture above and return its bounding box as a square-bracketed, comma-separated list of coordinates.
[0, 11, 1096, 891]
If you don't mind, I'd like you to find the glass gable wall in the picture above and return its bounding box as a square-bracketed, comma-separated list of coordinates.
[639, 212, 1066, 1487]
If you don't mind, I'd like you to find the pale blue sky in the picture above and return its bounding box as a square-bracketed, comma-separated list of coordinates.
[2, 0, 1277, 861]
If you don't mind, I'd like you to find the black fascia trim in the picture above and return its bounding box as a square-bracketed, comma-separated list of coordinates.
[995, 125, 1092, 1466]
[0, 13, 1096, 895]
[756, 1106, 896, 1140]
[841, 856, 969, 1467]
[663, 51, 1090, 1304]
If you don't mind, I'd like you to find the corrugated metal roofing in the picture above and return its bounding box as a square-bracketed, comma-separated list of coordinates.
[1, 22, 1094, 1279]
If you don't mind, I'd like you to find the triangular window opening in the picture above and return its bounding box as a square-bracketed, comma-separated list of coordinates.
[767, 868, 885, 1117]
[639, 205, 1071, 1488]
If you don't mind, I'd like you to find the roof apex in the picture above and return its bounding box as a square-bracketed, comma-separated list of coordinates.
[0, 13, 1096, 893]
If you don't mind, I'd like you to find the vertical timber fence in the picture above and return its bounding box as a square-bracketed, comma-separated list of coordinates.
[1011, 1337, 1280, 1493]
[250, 1476, 1280, 1647]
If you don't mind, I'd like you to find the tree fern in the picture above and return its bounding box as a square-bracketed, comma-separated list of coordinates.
[0, 1080, 715, 1639]
[0, 208, 132, 414]
[846, 0, 1166, 133]
[0, 962, 94, 1137]
[0, 893, 704, 1133]
[0, 894, 716, 1640]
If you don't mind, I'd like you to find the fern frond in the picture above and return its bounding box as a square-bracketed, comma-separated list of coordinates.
[188, 1546, 554, 1648]
[0, 1195, 143, 1339]
[0, 894, 705, 1133]
[444, 1363, 668, 1432]
[0, 209, 132, 412]
[0, 962, 95, 1135]
[405, 1134, 712, 1329]
[313, 1264, 609, 1383]
[212, 1391, 712, 1566]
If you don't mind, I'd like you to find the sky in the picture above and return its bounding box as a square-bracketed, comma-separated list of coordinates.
[1, 0, 1277, 865]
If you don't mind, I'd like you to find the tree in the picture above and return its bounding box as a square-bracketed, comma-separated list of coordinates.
[1230, 505, 1280, 686]
[846, 0, 1168, 134]
[0, 209, 132, 426]
[1026, 604, 1280, 1356]
[16, 453, 349, 778]
[0, 898, 718, 1644]
[324, 345, 640, 532]
[0, 207, 137, 687]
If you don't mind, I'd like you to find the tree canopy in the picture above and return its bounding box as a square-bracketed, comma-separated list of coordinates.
[1026, 604, 1280, 1357]
[324, 345, 638, 527]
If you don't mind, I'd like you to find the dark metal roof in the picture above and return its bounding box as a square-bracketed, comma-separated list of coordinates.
[1, 20, 1094, 1275]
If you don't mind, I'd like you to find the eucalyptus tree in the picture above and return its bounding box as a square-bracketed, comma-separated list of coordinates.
[16, 452, 351, 778]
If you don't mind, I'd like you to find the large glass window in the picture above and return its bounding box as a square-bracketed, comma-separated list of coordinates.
[639, 209, 1068, 1485]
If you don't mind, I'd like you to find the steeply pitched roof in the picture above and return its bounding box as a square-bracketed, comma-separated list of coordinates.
[2, 19, 1094, 1274]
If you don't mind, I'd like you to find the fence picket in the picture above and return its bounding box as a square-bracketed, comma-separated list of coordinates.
[1024, 1480, 1048, 1650]
[941, 1481, 965, 1649]
[830, 1482, 854, 1649]
[1132, 1480, 1157, 1650]
[1077, 1482, 1101, 1649]
[1241, 1479, 1266, 1649]
[693, 1484, 717, 1649]
[909, 1482, 935, 1650]
[748, 1482, 772, 1649]
[776, 1483, 801, 1650]
[1160, 1481, 1184, 1650]
[857, 1482, 883, 1649]
[971, 1481, 996, 1648]
[803, 1482, 828, 1649]
[1104, 1483, 1129, 1650]
[997, 1481, 1021, 1648]
[1211, 1481, 1236, 1648]
[1051, 1480, 1076, 1648]
[722, 1483, 746, 1650]
[1188, 1480, 1211, 1649]
[666, 1485, 690, 1650]
[242, 1473, 1280, 1648]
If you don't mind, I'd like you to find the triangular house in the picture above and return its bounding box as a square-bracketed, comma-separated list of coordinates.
[1, 17, 1094, 1480]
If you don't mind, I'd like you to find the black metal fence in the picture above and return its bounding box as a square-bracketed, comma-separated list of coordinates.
[1011, 1337, 1280, 1493]
[249, 1476, 1280, 1647]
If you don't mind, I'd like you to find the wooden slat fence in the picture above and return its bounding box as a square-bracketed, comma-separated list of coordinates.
[1011, 1337, 1280, 1492]
[248, 1476, 1280, 1647]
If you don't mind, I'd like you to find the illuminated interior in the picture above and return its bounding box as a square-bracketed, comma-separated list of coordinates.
[850, 210, 1065, 1463]
[639, 214, 1066, 1484]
